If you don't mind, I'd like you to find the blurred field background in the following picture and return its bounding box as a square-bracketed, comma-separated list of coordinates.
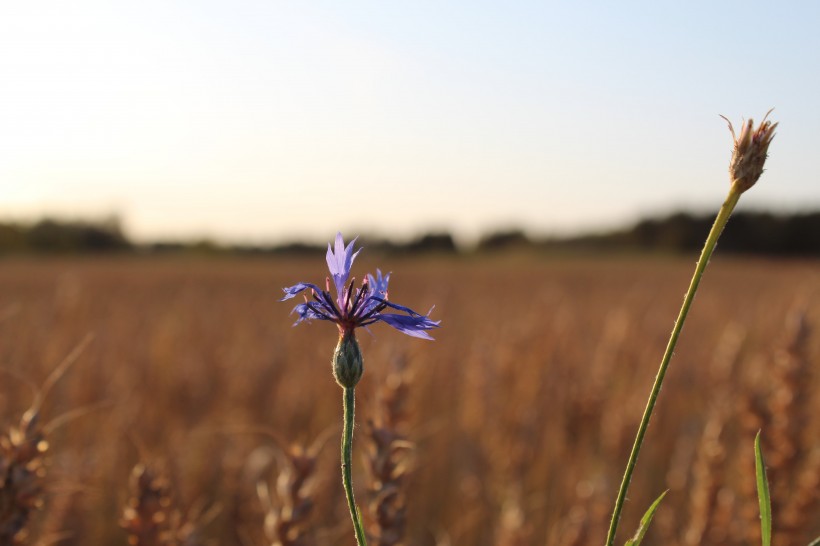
[4, 3, 820, 544]
[1, 253, 818, 545]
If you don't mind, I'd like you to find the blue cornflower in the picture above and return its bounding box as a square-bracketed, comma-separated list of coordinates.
[281, 232, 440, 340]
[280, 234, 439, 541]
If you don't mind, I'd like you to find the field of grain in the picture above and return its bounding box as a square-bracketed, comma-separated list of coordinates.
[1, 255, 818, 545]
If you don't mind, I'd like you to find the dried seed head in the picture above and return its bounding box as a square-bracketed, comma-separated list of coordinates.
[721, 110, 778, 193]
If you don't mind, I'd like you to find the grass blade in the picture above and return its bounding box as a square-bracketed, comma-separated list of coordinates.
[755, 431, 772, 546]
[624, 490, 668, 546]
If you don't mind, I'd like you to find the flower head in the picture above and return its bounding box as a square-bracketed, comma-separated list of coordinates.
[721, 110, 778, 193]
[281, 233, 440, 340]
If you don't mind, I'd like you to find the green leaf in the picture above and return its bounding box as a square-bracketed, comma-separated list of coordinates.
[624, 490, 668, 546]
[755, 431, 772, 546]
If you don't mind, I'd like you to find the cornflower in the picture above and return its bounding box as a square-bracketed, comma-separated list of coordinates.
[280, 233, 439, 546]
[282, 233, 439, 342]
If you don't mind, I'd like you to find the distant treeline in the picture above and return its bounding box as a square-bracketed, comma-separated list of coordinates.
[2, 211, 820, 256]
[0, 218, 132, 254]
[539, 210, 820, 256]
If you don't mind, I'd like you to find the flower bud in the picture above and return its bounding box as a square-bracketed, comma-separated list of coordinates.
[332, 331, 363, 388]
[722, 110, 778, 193]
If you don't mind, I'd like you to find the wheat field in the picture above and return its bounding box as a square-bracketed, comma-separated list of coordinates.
[1, 254, 818, 545]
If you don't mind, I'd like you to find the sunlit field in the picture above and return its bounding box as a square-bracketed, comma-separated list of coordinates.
[1, 254, 818, 545]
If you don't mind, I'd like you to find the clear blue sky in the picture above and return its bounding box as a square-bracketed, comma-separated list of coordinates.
[2, 1, 818, 244]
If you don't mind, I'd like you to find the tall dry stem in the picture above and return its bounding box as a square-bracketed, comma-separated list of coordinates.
[605, 112, 777, 546]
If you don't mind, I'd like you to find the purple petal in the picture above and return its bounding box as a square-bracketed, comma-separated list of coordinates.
[366, 269, 390, 297]
[326, 232, 361, 306]
[376, 313, 440, 340]
[356, 293, 384, 318]
[290, 302, 334, 325]
[280, 282, 322, 301]
[356, 270, 391, 316]
[372, 297, 426, 317]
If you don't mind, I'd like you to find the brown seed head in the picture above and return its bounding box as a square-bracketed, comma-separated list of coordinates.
[721, 110, 778, 193]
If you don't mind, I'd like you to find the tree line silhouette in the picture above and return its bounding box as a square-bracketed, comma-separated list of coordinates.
[1, 211, 819, 257]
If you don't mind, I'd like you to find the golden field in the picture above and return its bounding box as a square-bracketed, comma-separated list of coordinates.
[1, 254, 818, 545]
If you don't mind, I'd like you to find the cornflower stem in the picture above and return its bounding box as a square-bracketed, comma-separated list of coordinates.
[342, 386, 368, 546]
[604, 184, 743, 546]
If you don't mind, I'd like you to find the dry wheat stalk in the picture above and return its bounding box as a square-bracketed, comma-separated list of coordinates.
[364, 360, 415, 546]
[0, 336, 92, 544]
[256, 436, 328, 546]
[683, 414, 726, 546]
[738, 310, 817, 546]
[767, 311, 817, 546]
[120, 461, 210, 546]
[779, 448, 820, 543]
[364, 423, 411, 546]
[257, 449, 314, 546]
[681, 324, 744, 546]
[0, 406, 49, 544]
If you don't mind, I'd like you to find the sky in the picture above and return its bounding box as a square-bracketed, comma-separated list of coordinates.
[1, 1, 819, 245]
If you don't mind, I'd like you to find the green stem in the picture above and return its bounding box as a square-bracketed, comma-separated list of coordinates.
[342, 386, 368, 546]
[605, 185, 743, 546]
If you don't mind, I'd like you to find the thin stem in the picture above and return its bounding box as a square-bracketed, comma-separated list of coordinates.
[342, 386, 368, 546]
[604, 185, 743, 546]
